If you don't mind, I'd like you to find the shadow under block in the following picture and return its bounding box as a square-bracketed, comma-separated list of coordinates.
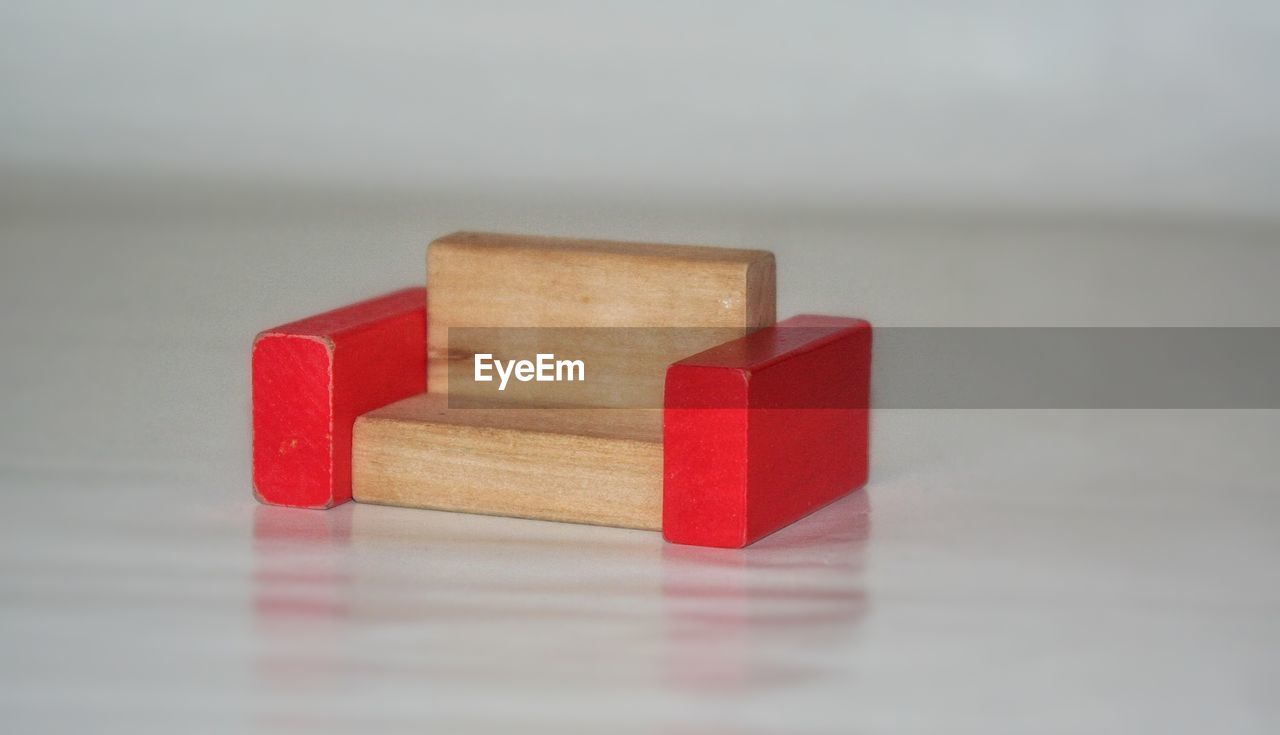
[352, 393, 663, 530]
[427, 231, 776, 407]
[252, 287, 427, 509]
[663, 315, 873, 548]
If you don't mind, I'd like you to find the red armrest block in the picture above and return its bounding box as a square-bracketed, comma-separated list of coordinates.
[663, 315, 871, 547]
[253, 287, 427, 508]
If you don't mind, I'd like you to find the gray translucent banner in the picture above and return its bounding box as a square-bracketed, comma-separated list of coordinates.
[440, 327, 1280, 409]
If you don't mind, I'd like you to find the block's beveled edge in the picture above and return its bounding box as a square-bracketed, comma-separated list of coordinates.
[263, 287, 426, 340]
[429, 231, 776, 269]
[672, 314, 870, 373]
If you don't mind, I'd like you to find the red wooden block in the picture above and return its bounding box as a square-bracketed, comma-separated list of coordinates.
[663, 315, 872, 548]
[253, 287, 427, 509]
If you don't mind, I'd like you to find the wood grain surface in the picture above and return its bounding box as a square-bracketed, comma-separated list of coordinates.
[426, 231, 776, 407]
[353, 393, 663, 529]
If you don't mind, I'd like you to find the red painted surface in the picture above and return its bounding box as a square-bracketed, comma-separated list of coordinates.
[664, 315, 872, 548]
[252, 287, 427, 508]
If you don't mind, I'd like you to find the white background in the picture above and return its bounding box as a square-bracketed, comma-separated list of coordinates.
[4, 1, 1280, 216]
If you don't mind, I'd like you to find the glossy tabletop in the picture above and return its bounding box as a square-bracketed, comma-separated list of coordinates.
[2, 174, 1277, 733]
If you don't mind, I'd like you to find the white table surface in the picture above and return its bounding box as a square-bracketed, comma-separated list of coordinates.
[2, 172, 1277, 733]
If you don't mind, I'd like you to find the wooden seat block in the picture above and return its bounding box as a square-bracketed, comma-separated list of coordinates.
[663, 315, 873, 548]
[427, 231, 776, 407]
[353, 393, 663, 529]
[351, 234, 779, 529]
[253, 288, 427, 509]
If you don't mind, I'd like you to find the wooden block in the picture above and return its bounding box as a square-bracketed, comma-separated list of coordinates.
[353, 393, 663, 529]
[253, 288, 427, 509]
[663, 315, 872, 548]
[427, 231, 776, 407]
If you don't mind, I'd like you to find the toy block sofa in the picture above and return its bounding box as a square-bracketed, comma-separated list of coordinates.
[254, 232, 871, 548]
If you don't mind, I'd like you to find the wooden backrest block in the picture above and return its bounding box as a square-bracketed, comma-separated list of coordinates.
[427, 231, 777, 407]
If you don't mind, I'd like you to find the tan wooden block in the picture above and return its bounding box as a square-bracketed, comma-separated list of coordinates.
[352, 393, 663, 530]
[426, 231, 776, 407]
